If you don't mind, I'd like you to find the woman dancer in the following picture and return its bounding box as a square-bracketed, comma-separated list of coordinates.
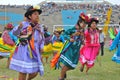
[79, 18, 100, 74]
[9, 5, 44, 80]
[58, 13, 89, 80]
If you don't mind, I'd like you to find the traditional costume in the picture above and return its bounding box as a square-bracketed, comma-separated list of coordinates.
[58, 13, 89, 69]
[50, 28, 65, 69]
[79, 18, 100, 68]
[109, 32, 120, 63]
[9, 6, 44, 76]
[0, 23, 17, 57]
[42, 25, 53, 58]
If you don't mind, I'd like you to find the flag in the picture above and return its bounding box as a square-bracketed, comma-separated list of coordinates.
[103, 8, 112, 35]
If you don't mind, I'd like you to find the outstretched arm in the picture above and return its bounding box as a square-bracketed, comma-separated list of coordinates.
[109, 32, 120, 51]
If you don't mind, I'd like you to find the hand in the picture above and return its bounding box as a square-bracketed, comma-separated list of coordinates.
[72, 32, 80, 36]
[80, 32, 84, 36]
[34, 24, 39, 28]
[34, 25, 41, 31]
[76, 32, 81, 36]
[18, 22, 23, 29]
[70, 38, 74, 42]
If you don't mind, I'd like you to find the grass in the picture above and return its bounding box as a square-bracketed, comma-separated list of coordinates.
[0, 49, 120, 80]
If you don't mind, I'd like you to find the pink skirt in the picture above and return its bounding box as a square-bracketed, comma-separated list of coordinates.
[79, 45, 100, 68]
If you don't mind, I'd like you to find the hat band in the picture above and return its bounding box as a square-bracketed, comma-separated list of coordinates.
[81, 16, 85, 20]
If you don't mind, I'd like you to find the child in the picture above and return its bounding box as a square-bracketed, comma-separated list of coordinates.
[42, 25, 52, 64]
[52, 29, 65, 56]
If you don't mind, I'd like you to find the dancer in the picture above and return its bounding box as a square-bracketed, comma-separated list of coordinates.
[109, 31, 120, 64]
[52, 29, 65, 55]
[79, 18, 100, 74]
[58, 13, 89, 80]
[42, 24, 52, 64]
[50, 28, 65, 69]
[0, 23, 17, 67]
[9, 5, 44, 80]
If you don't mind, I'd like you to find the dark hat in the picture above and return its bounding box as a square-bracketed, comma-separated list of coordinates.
[88, 18, 99, 27]
[25, 5, 42, 19]
[89, 18, 99, 24]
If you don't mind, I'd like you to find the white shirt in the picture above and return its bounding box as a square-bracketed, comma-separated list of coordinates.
[100, 32, 106, 43]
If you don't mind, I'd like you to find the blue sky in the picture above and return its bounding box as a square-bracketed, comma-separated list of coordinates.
[0, 0, 119, 5]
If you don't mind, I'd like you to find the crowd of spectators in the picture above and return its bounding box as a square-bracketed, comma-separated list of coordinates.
[0, 1, 120, 24]
[40, 2, 120, 24]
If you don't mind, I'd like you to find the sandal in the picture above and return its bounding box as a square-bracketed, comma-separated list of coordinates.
[64, 74, 67, 78]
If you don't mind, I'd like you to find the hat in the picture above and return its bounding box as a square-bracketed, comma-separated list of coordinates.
[6, 23, 14, 29]
[89, 18, 99, 24]
[54, 27, 64, 32]
[25, 5, 42, 19]
[87, 14, 92, 19]
[57, 27, 63, 31]
[79, 12, 89, 23]
[88, 18, 99, 27]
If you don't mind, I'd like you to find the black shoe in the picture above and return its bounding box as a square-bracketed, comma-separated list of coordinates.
[64, 74, 67, 78]
[80, 66, 84, 72]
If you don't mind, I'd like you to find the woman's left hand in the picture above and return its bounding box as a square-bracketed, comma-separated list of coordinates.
[34, 25, 41, 32]
[18, 22, 23, 29]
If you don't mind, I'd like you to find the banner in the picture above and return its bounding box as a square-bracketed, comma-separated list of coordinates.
[103, 8, 112, 35]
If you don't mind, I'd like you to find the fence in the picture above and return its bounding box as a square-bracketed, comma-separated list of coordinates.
[53, 24, 120, 32]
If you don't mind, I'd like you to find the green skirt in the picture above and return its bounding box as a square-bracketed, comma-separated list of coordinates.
[59, 41, 81, 69]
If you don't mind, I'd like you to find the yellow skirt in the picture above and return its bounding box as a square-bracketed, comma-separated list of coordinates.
[0, 38, 15, 53]
[42, 43, 53, 57]
[52, 42, 63, 52]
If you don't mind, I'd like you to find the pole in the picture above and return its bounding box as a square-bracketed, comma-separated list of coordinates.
[5, 5, 6, 26]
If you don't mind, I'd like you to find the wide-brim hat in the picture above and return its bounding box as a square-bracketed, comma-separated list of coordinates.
[79, 12, 89, 23]
[89, 18, 99, 24]
[25, 5, 42, 19]
[56, 27, 64, 31]
[88, 18, 99, 27]
[6, 23, 14, 29]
